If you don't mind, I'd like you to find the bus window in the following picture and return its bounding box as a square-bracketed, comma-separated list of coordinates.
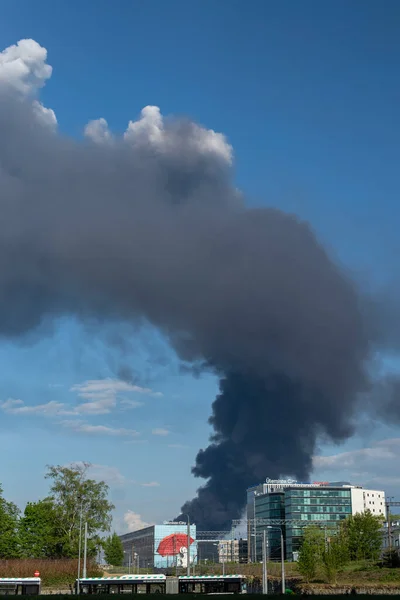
[137, 584, 147, 594]
[22, 585, 40, 596]
[0, 585, 17, 595]
[205, 582, 224, 594]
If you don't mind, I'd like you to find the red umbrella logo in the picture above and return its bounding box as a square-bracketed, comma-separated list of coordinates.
[157, 533, 194, 556]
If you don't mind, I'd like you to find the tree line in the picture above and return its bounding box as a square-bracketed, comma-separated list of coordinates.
[0, 462, 124, 565]
[298, 510, 385, 584]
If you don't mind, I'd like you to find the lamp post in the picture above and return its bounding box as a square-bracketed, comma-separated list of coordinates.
[267, 526, 285, 594]
[77, 499, 83, 594]
[182, 514, 191, 577]
[83, 521, 88, 579]
[262, 530, 268, 595]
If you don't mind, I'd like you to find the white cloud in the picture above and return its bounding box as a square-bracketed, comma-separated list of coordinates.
[312, 438, 400, 489]
[140, 481, 160, 487]
[70, 461, 129, 486]
[123, 105, 232, 164]
[168, 443, 189, 449]
[124, 106, 164, 145]
[1, 398, 70, 416]
[120, 398, 144, 409]
[152, 428, 170, 436]
[0, 38, 52, 94]
[123, 510, 152, 532]
[0, 39, 56, 128]
[84, 118, 113, 143]
[0, 377, 158, 419]
[60, 420, 140, 437]
[70, 378, 161, 415]
[0, 39, 232, 164]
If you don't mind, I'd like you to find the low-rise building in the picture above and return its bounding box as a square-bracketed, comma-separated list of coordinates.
[119, 522, 197, 569]
[218, 539, 248, 563]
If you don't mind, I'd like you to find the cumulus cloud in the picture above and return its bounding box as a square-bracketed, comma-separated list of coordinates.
[84, 118, 112, 144]
[0, 38, 52, 94]
[124, 510, 152, 532]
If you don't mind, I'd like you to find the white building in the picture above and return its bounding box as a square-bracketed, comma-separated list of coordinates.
[350, 487, 386, 517]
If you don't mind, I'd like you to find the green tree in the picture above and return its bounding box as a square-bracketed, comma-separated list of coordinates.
[103, 532, 124, 566]
[298, 525, 325, 583]
[45, 462, 115, 558]
[0, 484, 20, 558]
[19, 499, 61, 558]
[322, 533, 349, 584]
[341, 510, 383, 561]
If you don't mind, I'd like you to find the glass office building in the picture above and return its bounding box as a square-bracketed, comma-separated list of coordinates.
[254, 485, 352, 560]
[284, 486, 352, 559]
[254, 492, 285, 561]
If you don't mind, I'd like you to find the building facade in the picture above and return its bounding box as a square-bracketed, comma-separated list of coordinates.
[218, 539, 248, 563]
[120, 522, 197, 569]
[350, 488, 386, 517]
[254, 492, 285, 562]
[284, 486, 352, 558]
[250, 478, 386, 561]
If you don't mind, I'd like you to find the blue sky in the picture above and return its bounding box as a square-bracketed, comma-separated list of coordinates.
[0, 0, 400, 531]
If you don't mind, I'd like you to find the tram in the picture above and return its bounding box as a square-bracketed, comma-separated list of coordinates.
[0, 578, 41, 595]
[75, 574, 246, 595]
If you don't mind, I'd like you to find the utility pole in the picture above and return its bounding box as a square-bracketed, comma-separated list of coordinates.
[280, 529, 286, 594]
[77, 500, 83, 594]
[262, 530, 268, 595]
[253, 495, 257, 562]
[186, 515, 191, 577]
[387, 499, 392, 551]
[83, 522, 88, 578]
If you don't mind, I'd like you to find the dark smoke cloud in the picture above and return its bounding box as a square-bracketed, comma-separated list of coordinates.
[0, 40, 396, 530]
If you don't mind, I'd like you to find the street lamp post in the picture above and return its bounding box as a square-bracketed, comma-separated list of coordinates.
[77, 499, 83, 594]
[262, 530, 268, 595]
[83, 521, 88, 579]
[182, 514, 191, 577]
[267, 526, 285, 594]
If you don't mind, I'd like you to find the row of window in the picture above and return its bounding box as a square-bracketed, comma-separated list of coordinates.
[287, 490, 350, 498]
[286, 497, 351, 506]
[285, 513, 347, 521]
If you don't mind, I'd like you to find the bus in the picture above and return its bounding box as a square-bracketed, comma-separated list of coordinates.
[178, 575, 246, 595]
[76, 575, 166, 594]
[0, 578, 41, 595]
[76, 574, 246, 595]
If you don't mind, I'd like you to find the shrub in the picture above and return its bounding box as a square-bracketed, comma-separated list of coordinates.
[0, 558, 102, 586]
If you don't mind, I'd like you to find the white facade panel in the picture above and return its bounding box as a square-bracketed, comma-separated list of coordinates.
[350, 488, 386, 517]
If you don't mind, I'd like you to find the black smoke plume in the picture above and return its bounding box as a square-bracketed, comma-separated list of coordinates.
[0, 40, 395, 530]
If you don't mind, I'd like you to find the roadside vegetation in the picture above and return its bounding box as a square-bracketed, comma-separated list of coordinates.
[0, 462, 114, 561]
